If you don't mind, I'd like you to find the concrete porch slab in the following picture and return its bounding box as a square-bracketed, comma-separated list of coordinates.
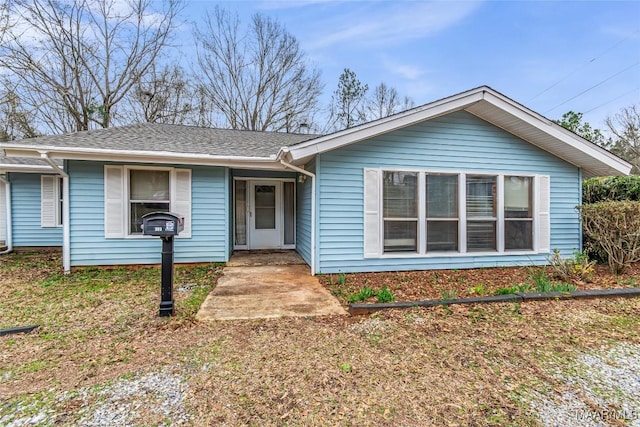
[196, 259, 347, 321]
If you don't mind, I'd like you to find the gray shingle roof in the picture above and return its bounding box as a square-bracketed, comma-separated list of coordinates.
[3, 123, 318, 158]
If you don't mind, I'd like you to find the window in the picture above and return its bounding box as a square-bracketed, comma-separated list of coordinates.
[41, 175, 63, 228]
[504, 176, 533, 250]
[466, 175, 497, 251]
[367, 169, 548, 257]
[426, 174, 458, 251]
[104, 166, 191, 238]
[383, 171, 417, 252]
[129, 170, 170, 234]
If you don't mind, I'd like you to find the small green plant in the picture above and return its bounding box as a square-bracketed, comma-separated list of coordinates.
[547, 282, 577, 292]
[494, 286, 518, 295]
[439, 289, 457, 300]
[337, 272, 347, 286]
[470, 284, 486, 295]
[527, 267, 552, 292]
[339, 362, 352, 373]
[377, 286, 394, 303]
[347, 286, 377, 303]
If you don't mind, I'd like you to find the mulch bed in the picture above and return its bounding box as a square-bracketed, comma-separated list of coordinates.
[320, 262, 640, 305]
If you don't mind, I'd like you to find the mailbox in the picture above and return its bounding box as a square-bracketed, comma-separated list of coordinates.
[141, 211, 184, 317]
[142, 212, 184, 237]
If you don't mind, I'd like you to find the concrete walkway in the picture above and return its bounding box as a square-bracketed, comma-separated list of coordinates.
[196, 251, 347, 321]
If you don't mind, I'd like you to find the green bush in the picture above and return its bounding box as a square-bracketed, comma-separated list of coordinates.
[582, 175, 640, 204]
[578, 201, 640, 274]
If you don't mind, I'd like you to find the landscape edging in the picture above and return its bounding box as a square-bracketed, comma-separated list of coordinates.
[348, 287, 640, 315]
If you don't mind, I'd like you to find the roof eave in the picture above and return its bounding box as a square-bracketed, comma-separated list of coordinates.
[0, 145, 288, 170]
[287, 86, 631, 177]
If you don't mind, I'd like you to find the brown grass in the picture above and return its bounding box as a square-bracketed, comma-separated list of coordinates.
[1, 252, 639, 426]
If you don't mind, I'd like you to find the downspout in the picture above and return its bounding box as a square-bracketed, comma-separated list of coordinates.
[0, 175, 13, 254]
[280, 159, 316, 276]
[40, 153, 70, 274]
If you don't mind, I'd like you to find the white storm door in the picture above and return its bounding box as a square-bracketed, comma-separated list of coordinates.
[249, 181, 281, 249]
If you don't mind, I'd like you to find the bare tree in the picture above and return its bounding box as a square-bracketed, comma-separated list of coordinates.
[1, 0, 183, 133]
[127, 64, 196, 125]
[606, 104, 640, 174]
[194, 7, 322, 132]
[367, 82, 415, 120]
[0, 82, 40, 141]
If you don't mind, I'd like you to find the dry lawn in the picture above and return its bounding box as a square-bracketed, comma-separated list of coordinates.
[1, 252, 639, 426]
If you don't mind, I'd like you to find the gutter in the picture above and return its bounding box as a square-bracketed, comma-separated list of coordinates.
[40, 153, 70, 273]
[280, 155, 316, 276]
[0, 175, 12, 254]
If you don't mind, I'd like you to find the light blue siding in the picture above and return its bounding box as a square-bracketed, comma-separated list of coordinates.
[316, 111, 581, 273]
[8, 172, 63, 247]
[68, 161, 228, 266]
[295, 158, 315, 265]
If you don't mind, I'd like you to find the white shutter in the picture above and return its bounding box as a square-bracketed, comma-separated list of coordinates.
[41, 175, 57, 227]
[104, 166, 125, 238]
[363, 168, 381, 257]
[536, 175, 551, 253]
[0, 180, 6, 242]
[172, 168, 192, 238]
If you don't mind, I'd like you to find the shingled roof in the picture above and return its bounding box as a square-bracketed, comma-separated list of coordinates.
[2, 123, 317, 158]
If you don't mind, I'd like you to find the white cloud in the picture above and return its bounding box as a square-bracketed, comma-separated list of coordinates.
[307, 1, 482, 49]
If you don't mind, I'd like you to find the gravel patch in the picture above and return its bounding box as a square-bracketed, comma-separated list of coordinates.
[0, 367, 192, 426]
[528, 342, 640, 426]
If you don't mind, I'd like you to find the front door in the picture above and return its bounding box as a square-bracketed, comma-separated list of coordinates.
[249, 181, 281, 249]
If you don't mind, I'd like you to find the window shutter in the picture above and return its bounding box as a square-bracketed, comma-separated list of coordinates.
[363, 168, 381, 257]
[41, 175, 57, 227]
[536, 175, 551, 253]
[104, 166, 125, 238]
[172, 168, 192, 238]
[0, 180, 6, 242]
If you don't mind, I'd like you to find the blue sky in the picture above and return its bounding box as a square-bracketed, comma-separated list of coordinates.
[181, 0, 640, 129]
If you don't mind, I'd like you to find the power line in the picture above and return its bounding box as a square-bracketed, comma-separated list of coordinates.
[528, 28, 640, 102]
[583, 87, 640, 114]
[544, 62, 640, 114]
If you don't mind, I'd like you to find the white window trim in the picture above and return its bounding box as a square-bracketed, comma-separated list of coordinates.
[104, 165, 192, 239]
[41, 175, 63, 228]
[366, 168, 545, 258]
[125, 166, 172, 239]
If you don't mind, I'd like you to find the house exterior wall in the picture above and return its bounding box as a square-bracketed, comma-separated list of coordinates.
[315, 110, 581, 273]
[8, 172, 63, 247]
[295, 158, 315, 265]
[68, 160, 229, 266]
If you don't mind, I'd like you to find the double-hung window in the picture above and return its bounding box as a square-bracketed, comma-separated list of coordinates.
[383, 171, 418, 252]
[426, 174, 458, 251]
[504, 176, 533, 250]
[364, 169, 549, 257]
[129, 169, 170, 234]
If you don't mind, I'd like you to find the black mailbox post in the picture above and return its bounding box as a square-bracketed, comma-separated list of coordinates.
[142, 212, 184, 317]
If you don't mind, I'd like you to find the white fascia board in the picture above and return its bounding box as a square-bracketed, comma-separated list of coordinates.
[288, 89, 485, 160]
[0, 164, 55, 173]
[1, 145, 286, 170]
[482, 91, 632, 176]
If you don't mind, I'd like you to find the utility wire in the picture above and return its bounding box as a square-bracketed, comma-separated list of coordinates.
[544, 62, 640, 114]
[528, 28, 639, 102]
[583, 87, 640, 114]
